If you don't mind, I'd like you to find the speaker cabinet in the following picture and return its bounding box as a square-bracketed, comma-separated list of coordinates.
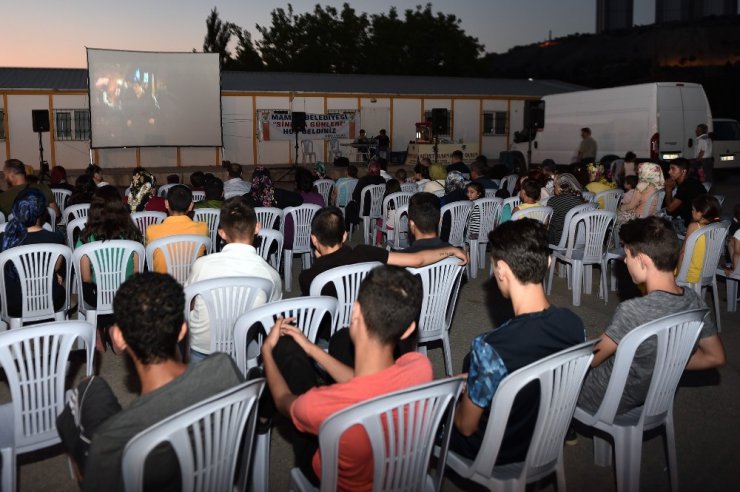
[431, 108, 449, 135]
[32, 109, 50, 133]
[291, 111, 307, 133]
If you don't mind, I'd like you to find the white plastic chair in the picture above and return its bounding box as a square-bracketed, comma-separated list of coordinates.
[66, 216, 88, 250]
[466, 197, 502, 278]
[0, 211, 4, 224]
[675, 221, 729, 331]
[131, 211, 167, 238]
[400, 182, 417, 194]
[328, 138, 342, 162]
[64, 203, 90, 225]
[581, 191, 595, 203]
[45, 206, 57, 231]
[334, 178, 358, 216]
[500, 174, 519, 196]
[484, 188, 497, 199]
[376, 192, 412, 247]
[511, 205, 554, 224]
[0, 320, 95, 492]
[121, 379, 265, 492]
[301, 139, 317, 164]
[290, 377, 464, 492]
[283, 204, 321, 292]
[313, 179, 334, 206]
[0, 244, 72, 330]
[443, 341, 595, 492]
[73, 240, 145, 327]
[184, 277, 275, 359]
[254, 206, 283, 231]
[716, 261, 740, 313]
[192, 208, 221, 253]
[594, 189, 624, 213]
[439, 201, 473, 248]
[360, 184, 386, 245]
[52, 188, 72, 224]
[501, 196, 521, 221]
[224, 190, 244, 200]
[538, 195, 552, 206]
[430, 189, 445, 198]
[573, 309, 707, 492]
[146, 234, 211, 285]
[309, 262, 382, 334]
[386, 204, 409, 250]
[640, 189, 665, 218]
[256, 228, 284, 270]
[157, 183, 177, 198]
[408, 258, 465, 376]
[547, 210, 615, 306]
[192, 190, 206, 202]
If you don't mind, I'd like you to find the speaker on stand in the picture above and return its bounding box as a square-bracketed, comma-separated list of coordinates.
[31, 110, 51, 182]
[430, 108, 448, 163]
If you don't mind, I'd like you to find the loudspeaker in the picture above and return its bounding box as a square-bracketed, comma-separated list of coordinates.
[32, 109, 50, 133]
[524, 101, 545, 130]
[431, 108, 449, 135]
[291, 111, 306, 133]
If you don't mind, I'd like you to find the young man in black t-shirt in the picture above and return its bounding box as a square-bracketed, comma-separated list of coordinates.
[665, 158, 706, 233]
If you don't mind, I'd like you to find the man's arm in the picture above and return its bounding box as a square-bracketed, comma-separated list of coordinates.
[591, 333, 618, 368]
[664, 179, 682, 214]
[279, 324, 354, 383]
[686, 335, 726, 370]
[387, 246, 468, 268]
[453, 390, 484, 437]
[261, 318, 299, 416]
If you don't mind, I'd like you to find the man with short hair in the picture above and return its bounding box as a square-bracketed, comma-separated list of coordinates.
[694, 123, 713, 183]
[470, 160, 498, 190]
[298, 206, 466, 295]
[664, 157, 706, 233]
[193, 177, 224, 209]
[576, 127, 597, 163]
[404, 192, 450, 252]
[223, 163, 251, 196]
[67, 272, 244, 492]
[1, 158, 60, 218]
[578, 216, 725, 414]
[447, 149, 471, 176]
[451, 219, 585, 463]
[145, 184, 209, 273]
[185, 198, 282, 361]
[262, 265, 432, 489]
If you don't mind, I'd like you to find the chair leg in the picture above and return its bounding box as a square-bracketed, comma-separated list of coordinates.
[584, 265, 593, 295]
[442, 336, 453, 377]
[613, 430, 642, 492]
[284, 250, 293, 292]
[1, 447, 16, 492]
[572, 262, 583, 306]
[251, 430, 271, 492]
[727, 278, 738, 312]
[477, 242, 486, 270]
[664, 414, 679, 492]
[468, 243, 478, 280]
[547, 258, 557, 295]
[711, 280, 722, 332]
[362, 217, 371, 244]
[593, 435, 613, 466]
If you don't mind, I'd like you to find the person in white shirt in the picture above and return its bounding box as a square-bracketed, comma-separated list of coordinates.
[185, 198, 282, 361]
[694, 123, 713, 183]
[223, 163, 252, 197]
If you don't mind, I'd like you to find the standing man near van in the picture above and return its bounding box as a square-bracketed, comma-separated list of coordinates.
[694, 123, 713, 183]
[576, 127, 598, 164]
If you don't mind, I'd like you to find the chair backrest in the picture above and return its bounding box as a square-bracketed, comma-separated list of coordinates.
[564, 210, 615, 261]
[254, 206, 283, 231]
[360, 184, 386, 219]
[309, 262, 382, 334]
[439, 201, 473, 248]
[316, 377, 464, 492]
[466, 341, 595, 484]
[430, 189, 445, 198]
[511, 205, 554, 225]
[0, 321, 95, 454]
[553, 202, 597, 249]
[157, 183, 177, 198]
[224, 191, 244, 200]
[470, 198, 503, 239]
[233, 296, 338, 374]
[591, 309, 706, 428]
[581, 191, 595, 203]
[301, 139, 314, 153]
[256, 228, 284, 270]
[675, 221, 729, 288]
[538, 196, 552, 206]
[484, 188, 497, 199]
[594, 189, 624, 213]
[501, 174, 518, 196]
[192, 190, 206, 202]
[314, 179, 334, 205]
[400, 182, 417, 194]
[73, 240, 145, 315]
[184, 277, 274, 357]
[66, 216, 88, 249]
[502, 196, 521, 216]
[640, 189, 661, 218]
[336, 178, 359, 207]
[52, 188, 72, 218]
[0, 210, 5, 224]
[283, 204, 321, 253]
[382, 192, 412, 218]
[146, 234, 211, 284]
[65, 203, 90, 224]
[0, 243, 72, 324]
[389, 204, 410, 250]
[122, 380, 265, 492]
[131, 211, 167, 238]
[407, 258, 465, 342]
[192, 208, 221, 253]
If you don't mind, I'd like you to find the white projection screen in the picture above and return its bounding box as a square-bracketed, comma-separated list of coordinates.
[87, 48, 222, 148]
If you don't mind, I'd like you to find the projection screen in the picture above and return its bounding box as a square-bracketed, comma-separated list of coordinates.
[87, 48, 222, 148]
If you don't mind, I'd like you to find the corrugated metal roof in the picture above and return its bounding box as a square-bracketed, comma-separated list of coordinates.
[0, 67, 585, 97]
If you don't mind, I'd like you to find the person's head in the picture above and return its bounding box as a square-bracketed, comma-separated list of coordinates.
[488, 218, 550, 296]
[352, 265, 422, 346]
[204, 177, 224, 201]
[569, 163, 590, 187]
[691, 194, 721, 225]
[474, 154, 488, 166]
[347, 165, 359, 178]
[367, 160, 381, 177]
[668, 158, 691, 184]
[623, 175, 638, 191]
[581, 127, 591, 139]
[295, 167, 315, 193]
[696, 123, 708, 136]
[466, 182, 484, 201]
[586, 162, 605, 183]
[395, 168, 407, 182]
[165, 184, 193, 215]
[520, 178, 541, 203]
[190, 171, 205, 189]
[250, 166, 276, 207]
[3, 159, 27, 187]
[379, 129, 386, 136]
[218, 197, 259, 244]
[414, 163, 430, 180]
[1, 188, 47, 251]
[83, 185, 141, 243]
[624, 151, 636, 162]
[451, 150, 463, 163]
[420, 158, 432, 168]
[470, 160, 487, 180]
[444, 171, 465, 194]
[111, 272, 187, 365]
[166, 174, 179, 184]
[429, 163, 447, 181]
[73, 173, 96, 194]
[310, 207, 346, 250]
[541, 159, 557, 177]
[86, 164, 103, 184]
[129, 169, 157, 213]
[553, 172, 583, 196]
[50, 165, 68, 185]
[637, 162, 665, 190]
[359, 129, 367, 137]
[408, 192, 441, 236]
[619, 216, 680, 278]
[228, 163, 243, 180]
[377, 158, 388, 171]
[384, 179, 401, 196]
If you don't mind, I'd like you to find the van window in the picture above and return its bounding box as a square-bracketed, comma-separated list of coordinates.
[713, 120, 740, 141]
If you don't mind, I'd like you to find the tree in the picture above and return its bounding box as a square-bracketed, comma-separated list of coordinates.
[203, 7, 233, 68]
[229, 25, 264, 71]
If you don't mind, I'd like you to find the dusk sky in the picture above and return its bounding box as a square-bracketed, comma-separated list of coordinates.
[2, 1, 657, 68]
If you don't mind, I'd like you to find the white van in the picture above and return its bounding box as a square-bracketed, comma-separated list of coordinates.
[712, 118, 740, 170]
[511, 82, 713, 166]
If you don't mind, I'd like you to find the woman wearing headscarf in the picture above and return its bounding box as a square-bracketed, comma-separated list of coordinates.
[125, 168, 166, 212]
[440, 170, 467, 206]
[617, 162, 665, 221]
[423, 163, 447, 193]
[0, 188, 66, 317]
[244, 166, 303, 210]
[547, 173, 587, 245]
[344, 161, 386, 230]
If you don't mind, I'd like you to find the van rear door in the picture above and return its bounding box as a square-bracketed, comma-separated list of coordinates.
[657, 85, 684, 159]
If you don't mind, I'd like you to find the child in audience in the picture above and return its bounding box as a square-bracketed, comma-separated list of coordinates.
[620, 175, 638, 208]
[512, 178, 541, 215]
[395, 168, 409, 183]
[465, 182, 484, 240]
[677, 194, 721, 283]
[331, 165, 358, 206]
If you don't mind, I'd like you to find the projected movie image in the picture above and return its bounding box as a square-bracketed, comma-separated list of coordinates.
[87, 49, 222, 148]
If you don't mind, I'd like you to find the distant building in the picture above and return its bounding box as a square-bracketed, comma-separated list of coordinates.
[656, 0, 738, 23]
[596, 0, 634, 33]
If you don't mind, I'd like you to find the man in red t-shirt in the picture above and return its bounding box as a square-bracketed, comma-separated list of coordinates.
[261, 265, 433, 490]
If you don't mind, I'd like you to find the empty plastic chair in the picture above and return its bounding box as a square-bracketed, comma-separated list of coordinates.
[386, 204, 409, 250]
[283, 204, 321, 292]
[313, 179, 334, 206]
[359, 184, 386, 245]
[376, 192, 412, 247]
[301, 139, 317, 164]
[146, 234, 211, 284]
[131, 211, 167, 238]
[500, 174, 518, 196]
[64, 203, 90, 225]
[52, 188, 72, 224]
[256, 228, 284, 270]
[328, 138, 342, 162]
[466, 197, 502, 278]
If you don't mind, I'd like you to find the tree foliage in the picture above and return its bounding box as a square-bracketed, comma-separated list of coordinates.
[202, 8, 233, 68]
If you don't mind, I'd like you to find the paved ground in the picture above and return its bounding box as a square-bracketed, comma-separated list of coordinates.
[3, 171, 739, 491]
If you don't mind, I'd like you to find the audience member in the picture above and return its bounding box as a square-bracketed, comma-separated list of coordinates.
[223, 163, 251, 196]
[50, 165, 75, 192]
[576, 127, 597, 164]
[344, 161, 385, 230]
[190, 171, 206, 191]
[404, 192, 450, 253]
[86, 164, 109, 188]
[423, 163, 447, 193]
[620, 175, 638, 208]
[585, 162, 617, 198]
[331, 165, 358, 206]
[413, 163, 431, 191]
[470, 160, 497, 190]
[665, 158, 707, 234]
[394, 168, 408, 183]
[725, 203, 740, 272]
[375, 179, 401, 245]
[465, 182, 485, 241]
[125, 169, 166, 213]
[677, 194, 721, 284]
[441, 170, 467, 206]
[244, 166, 303, 210]
[68, 174, 98, 207]
[1, 159, 60, 218]
[512, 179, 541, 215]
[284, 167, 324, 250]
[547, 173, 586, 245]
[193, 177, 224, 209]
[616, 162, 664, 224]
[166, 174, 180, 184]
[377, 158, 393, 181]
[447, 150, 470, 176]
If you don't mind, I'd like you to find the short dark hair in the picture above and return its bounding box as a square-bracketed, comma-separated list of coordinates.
[466, 182, 484, 198]
[624, 175, 638, 189]
[347, 165, 359, 178]
[581, 127, 591, 135]
[414, 163, 430, 180]
[470, 160, 488, 177]
[295, 167, 314, 193]
[190, 171, 205, 188]
[86, 164, 102, 177]
[692, 194, 720, 222]
[357, 266, 423, 345]
[166, 184, 193, 213]
[670, 158, 691, 172]
[204, 177, 224, 200]
[219, 197, 257, 239]
[697, 123, 708, 133]
[488, 218, 549, 284]
[4, 159, 26, 176]
[166, 174, 180, 184]
[451, 150, 463, 160]
[228, 163, 243, 179]
[408, 192, 440, 234]
[619, 216, 679, 271]
[113, 272, 185, 364]
[625, 151, 636, 161]
[311, 207, 345, 247]
[522, 179, 541, 200]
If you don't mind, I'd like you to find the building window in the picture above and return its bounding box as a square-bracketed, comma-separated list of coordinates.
[483, 111, 508, 136]
[0, 109, 5, 140]
[424, 109, 452, 136]
[54, 109, 90, 141]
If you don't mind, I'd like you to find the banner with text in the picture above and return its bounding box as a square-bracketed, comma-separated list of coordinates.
[260, 111, 357, 141]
